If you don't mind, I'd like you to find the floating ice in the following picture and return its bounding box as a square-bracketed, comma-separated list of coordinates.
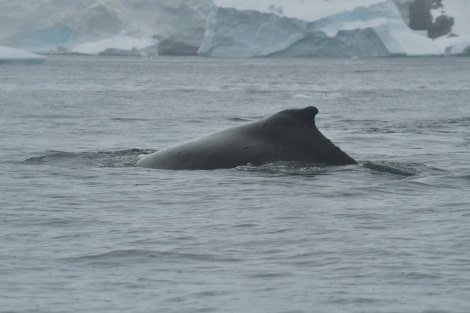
[0, 45, 46, 64]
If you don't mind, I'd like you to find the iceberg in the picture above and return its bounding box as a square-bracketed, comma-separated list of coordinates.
[198, 8, 308, 57]
[200, 0, 470, 58]
[198, 5, 394, 58]
[0, 45, 46, 64]
[198, 1, 397, 57]
[152, 0, 215, 55]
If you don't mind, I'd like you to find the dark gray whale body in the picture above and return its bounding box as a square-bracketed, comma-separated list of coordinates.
[137, 106, 356, 170]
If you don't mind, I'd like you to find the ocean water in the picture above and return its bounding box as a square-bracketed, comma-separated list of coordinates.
[1, 55, 470, 313]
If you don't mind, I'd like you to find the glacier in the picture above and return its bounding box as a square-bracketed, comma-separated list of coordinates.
[0, 0, 469, 58]
[0, 45, 46, 64]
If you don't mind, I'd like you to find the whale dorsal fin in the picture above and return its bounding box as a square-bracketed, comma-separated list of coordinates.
[271, 106, 319, 127]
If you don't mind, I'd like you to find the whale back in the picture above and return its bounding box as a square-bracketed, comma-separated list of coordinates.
[137, 106, 356, 170]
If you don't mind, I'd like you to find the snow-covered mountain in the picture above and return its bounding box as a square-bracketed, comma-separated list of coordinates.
[0, 0, 468, 57]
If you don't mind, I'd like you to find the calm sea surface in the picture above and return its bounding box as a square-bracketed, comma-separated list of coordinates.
[1, 55, 470, 313]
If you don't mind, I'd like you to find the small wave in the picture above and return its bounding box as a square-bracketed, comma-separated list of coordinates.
[236, 161, 353, 177]
[354, 69, 377, 73]
[362, 161, 422, 176]
[227, 117, 252, 122]
[292, 94, 313, 99]
[232, 223, 258, 228]
[244, 88, 270, 94]
[404, 116, 470, 134]
[67, 249, 155, 261]
[247, 271, 291, 279]
[454, 172, 470, 182]
[24, 149, 154, 168]
[65, 249, 242, 265]
[110, 117, 153, 122]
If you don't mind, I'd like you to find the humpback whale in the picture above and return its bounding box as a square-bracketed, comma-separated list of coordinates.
[137, 106, 356, 170]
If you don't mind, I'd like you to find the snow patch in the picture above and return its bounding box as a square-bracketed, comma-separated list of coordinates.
[72, 34, 157, 56]
[440, 0, 470, 37]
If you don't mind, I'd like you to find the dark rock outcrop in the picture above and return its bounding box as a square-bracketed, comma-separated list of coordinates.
[428, 15, 454, 39]
[408, 0, 454, 39]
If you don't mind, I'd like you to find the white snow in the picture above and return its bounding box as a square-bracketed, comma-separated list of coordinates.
[432, 0, 470, 37]
[72, 34, 157, 56]
[0, 45, 46, 64]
